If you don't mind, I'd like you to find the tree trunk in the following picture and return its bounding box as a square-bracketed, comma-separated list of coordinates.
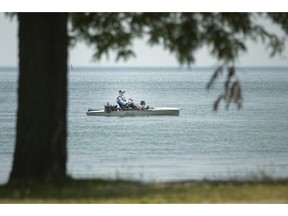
[9, 13, 68, 183]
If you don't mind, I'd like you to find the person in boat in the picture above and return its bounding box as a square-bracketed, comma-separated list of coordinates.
[116, 90, 142, 110]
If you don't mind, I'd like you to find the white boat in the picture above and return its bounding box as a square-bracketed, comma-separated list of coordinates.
[86, 107, 181, 117]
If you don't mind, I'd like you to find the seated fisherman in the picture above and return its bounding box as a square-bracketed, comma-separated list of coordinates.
[116, 90, 142, 110]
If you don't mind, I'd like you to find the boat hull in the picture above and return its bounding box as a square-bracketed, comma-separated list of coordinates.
[86, 107, 181, 117]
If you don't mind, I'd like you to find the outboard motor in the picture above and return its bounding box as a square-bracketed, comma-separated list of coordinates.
[140, 101, 146, 106]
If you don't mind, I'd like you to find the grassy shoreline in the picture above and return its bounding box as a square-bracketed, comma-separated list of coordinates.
[0, 178, 287, 203]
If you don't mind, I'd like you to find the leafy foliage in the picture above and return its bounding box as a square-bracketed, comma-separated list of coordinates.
[267, 13, 288, 35]
[207, 66, 243, 111]
[69, 13, 287, 65]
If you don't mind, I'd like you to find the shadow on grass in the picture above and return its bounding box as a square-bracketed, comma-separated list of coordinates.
[0, 177, 288, 203]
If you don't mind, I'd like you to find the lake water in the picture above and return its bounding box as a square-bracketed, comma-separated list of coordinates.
[1, 66, 288, 184]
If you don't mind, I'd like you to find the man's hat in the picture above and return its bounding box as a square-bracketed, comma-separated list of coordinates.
[119, 90, 125, 94]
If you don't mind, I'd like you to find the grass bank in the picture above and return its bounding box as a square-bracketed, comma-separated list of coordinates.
[0, 179, 287, 203]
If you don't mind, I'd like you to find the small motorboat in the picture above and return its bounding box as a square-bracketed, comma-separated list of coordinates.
[86, 105, 181, 117]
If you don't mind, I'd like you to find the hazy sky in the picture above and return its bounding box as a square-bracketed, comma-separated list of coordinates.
[1, 13, 287, 67]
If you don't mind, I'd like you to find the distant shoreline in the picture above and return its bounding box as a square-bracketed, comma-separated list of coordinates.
[1, 65, 288, 72]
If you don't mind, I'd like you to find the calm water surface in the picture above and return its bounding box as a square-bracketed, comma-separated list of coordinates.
[1, 67, 288, 184]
